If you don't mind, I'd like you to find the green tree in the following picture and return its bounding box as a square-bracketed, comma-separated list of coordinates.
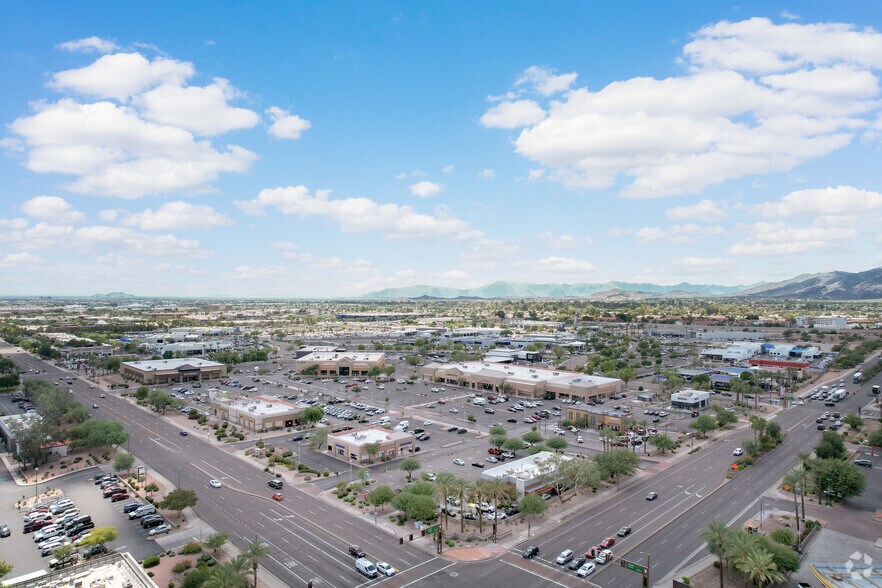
[781, 469, 804, 544]
[689, 414, 718, 438]
[617, 367, 635, 388]
[6, 414, 49, 469]
[736, 547, 786, 588]
[749, 416, 768, 443]
[68, 420, 128, 449]
[300, 406, 324, 426]
[113, 452, 135, 474]
[202, 562, 248, 588]
[367, 484, 395, 522]
[594, 448, 640, 489]
[433, 472, 457, 529]
[648, 434, 677, 454]
[242, 540, 272, 588]
[135, 386, 150, 401]
[843, 413, 863, 430]
[503, 438, 525, 455]
[490, 435, 508, 450]
[204, 531, 229, 554]
[148, 390, 177, 413]
[814, 430, 847, 460]
[701, 520, 730, 588]
[518, 493, 548, 536]
[51, 543, 76, 561]
[868, 429, 882, 456]
[546, 436, 568, 452]
[765, 421, 782, 443]
[362, 441, 381, 462]
[0, 560, 13, 580]
[160, 488, 199, 519]
[307, 427, 329, 450]
[489, 425, 506, 437]
[358, 467, 370, 485]
[484, 477, 516, 540]
[522, 430, 543, 445]
[714, 405, 738, 427]
[450, 477, 471, 533]
[399, 457, 421, 482]
[769, 528, 795, 546]
[183, 567, 213, 588]
[812, 458, 866, 501]
[81, 526, 119, 548]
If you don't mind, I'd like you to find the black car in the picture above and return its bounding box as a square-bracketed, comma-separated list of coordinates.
[141, 516, 164, 528]
[522, 545, 539, 559]
[292, 435, 304, 441]
[507, 418, 517, 423]
[447, 426, 458, 432]
[568, 557, 588, 571]
[0, 524, 10, 538]
[413, 428, 425, 434]
[471, 462, 485, 468]
[83, 544, 107, 559]
[349, 545, 366, 558]
[457, 428, 468, 434]
[122, 503, 142, 514]
[617, 526, 632, 537]
[645, 492, 658, 501]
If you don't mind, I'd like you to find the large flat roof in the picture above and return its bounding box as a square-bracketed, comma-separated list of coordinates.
[429, 361, 621, 386]
[298, 352, 385, 362]
[223, 395, 300, 416]
[329, 426, 412, 445]
[121, 358, 224, 371]
[482, 451, 572, 482]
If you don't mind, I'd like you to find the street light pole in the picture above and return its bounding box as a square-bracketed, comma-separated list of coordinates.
[747, 483, 764, 530]
[34, 466, 39, 500]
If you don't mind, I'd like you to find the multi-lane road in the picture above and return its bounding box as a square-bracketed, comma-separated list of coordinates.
[5, 343, 877, 587]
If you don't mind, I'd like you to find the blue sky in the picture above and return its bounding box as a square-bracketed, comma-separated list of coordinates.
[2, 1, 882, 297]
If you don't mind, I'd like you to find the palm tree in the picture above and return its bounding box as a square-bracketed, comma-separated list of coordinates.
[202, 563, 248, 588]
[782, 469, 803, 546]
[434, 472, 456, 529]
[737, 547, 786, 588]
[484, 477, 516, 540]
[701, 520, 729, 588]
[599, 428, 617, 453]
[472, 480, 488, 534]
[451, 478, 471, 533]
[723, 530, 756, 576]
[749, 416, 767, 444]
[242, 540, 272, 588]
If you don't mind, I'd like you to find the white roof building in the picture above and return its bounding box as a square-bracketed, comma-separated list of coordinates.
[481, 451, 572, 496]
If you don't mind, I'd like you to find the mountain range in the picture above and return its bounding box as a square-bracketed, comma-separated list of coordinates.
[361, 267, 882, 300]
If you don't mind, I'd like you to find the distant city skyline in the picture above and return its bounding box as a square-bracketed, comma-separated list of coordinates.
[2, 2, 882, 297]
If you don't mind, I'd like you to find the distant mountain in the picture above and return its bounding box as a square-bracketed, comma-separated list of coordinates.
[91, 292, 138, 300]
[734, 267, 882, 300]
[361, 280, 750, 300]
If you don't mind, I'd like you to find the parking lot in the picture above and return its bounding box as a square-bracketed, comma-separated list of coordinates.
[0, 467, 166, 576]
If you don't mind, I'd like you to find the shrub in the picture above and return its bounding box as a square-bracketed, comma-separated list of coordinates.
[180, 542, 202, 555]
[143, 556, 161, 568]
[172, 560, 192, 573]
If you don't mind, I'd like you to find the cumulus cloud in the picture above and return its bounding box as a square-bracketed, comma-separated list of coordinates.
[516, 65, 578, 96]
[57, 37, 119, 54]
[265, 106, 312, 139]
[136, 78, 260, 136]
[754, 185, 882, 217]
[0, 252, 43, 267]
[479, 168, 495, 179]
[532, 256, 596, 275]
[409, 181, 445, 198]
[20, 196, 86, 224]
[0, 218, 28, 230]
[480, 100, 546, 129]
[665, 199, 728, 221]
[539, 232, 577, 249]
[730, 220, 857, 255]
[50, 52, 195, 100]
[117, 201, 233, 230]
[484, 18, 882, 197]
[282, 248, 373, 272]
[635, 224, 726, 244]
[234, 185, 480, 240]
[442, 164, 455, 174]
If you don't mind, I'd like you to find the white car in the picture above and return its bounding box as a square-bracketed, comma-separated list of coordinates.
[577, 562, 597, 577]
[423, 420, 432, 426]
[733, 448, 744, 456]
[453, 459, 465, 466]
[488, 512, 506, 520]
[449, 408, 459, 413]
[149, 523, 173, 536]
[577, 436, 584, 443]
[209, 479, 222, 488]
[486, 456, 499, 463]
[375, 561, 396, 576]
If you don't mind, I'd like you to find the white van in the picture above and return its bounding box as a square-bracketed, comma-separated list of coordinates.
[398, 420, 409, 429]
[355, 558, 378, 578]
[374, 416, 391, 425]
[473, 397, 486, 406]
[393, 424, 407, 432]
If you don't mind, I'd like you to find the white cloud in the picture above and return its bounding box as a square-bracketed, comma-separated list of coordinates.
[754, 185, 882, 217]
[409, 181, 445, 198]
[532, 256, 596, 275]
[539, 232, 577, 249]
[50, 52, 194, 101]
[485, 18, 882, 197]
[282, 248, 373, 272]
[438, 269, 470, 281]
[516, 65, 578, 96]
[480, 100, 546, 129]
[265, 106, 312, 139]
[118, 201, 234, 230]
[442, 165, 455, 174]
[730, 220, 857, 255]
[0, 218, 28, 230]
[234, 185, 480, 240]
[57, 37, 119, 54]
[527, 169, 545, 182]
[479, 168, 495, 179]
[0, 252, 43, 267]
[136, 79, 260, 136]
[675, 257, 729, 271]
[20, 196, 85, 224]
[665, 199, 728, 221]
[395, 172, 408, 180]
[11, 99, 255, 199]
[225, 265, 287, 280]
[635, 224, 726, 243]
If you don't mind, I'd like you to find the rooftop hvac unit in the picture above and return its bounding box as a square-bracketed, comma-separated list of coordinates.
[532, 375, 538, 379]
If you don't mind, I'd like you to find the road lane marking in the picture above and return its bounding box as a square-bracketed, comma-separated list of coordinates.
[200, 459, 242, 483]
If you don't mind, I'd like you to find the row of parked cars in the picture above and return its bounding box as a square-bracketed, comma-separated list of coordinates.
[94, 474, 173, 536]
[22, 495, 103, 569]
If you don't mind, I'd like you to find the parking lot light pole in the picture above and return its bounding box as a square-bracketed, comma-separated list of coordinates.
[34, 466, 38, 500]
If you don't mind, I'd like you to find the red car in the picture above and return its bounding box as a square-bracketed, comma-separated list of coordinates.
[585, 546, 603, 559]
[111, 491, 129, 502]
[599, 537, 616, 549]
[272, 493, 283, 501]
[488, 448, 503, 455]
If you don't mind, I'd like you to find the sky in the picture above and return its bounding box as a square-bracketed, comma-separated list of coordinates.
[2, 1, 882, 298]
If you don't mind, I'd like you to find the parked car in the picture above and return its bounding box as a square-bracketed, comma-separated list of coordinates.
[83, 544, 107, 559]
[0, 524, 10, 538]
[854, 459, 873, 467]
[453, 459, 465, 466]
[568, 557, 588, 571]
[556, 549, 574, 565]
[110, 491, 129, 502]
[149, 523, 174, 536]
[577, 562, 597, 577]
[122, 503, 142, 514]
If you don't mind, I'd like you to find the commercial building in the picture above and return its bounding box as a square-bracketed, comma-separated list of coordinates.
[694, 330, 764, 341]
[2, 552, 158, 588]
[483, 349, 543, 363]
[795, 316, 848, 329]
[670, 389, 710, 409]
[420, 361, 623, 402]
[294, 352, 386, 377]
[563, 407, 624, 429]
[120, 358, 227, 384]
[326, 426, 414, 463]
[0, 413, 68, 459]
[293, 345, 345, 359]
[212, 395, 302, 432]
[150, 340, 234, 356]
[481, 451, 573, 496]
[59, 343, 114, 358]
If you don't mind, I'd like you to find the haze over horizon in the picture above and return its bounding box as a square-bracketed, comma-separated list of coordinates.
[2, 3, 882, 298]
